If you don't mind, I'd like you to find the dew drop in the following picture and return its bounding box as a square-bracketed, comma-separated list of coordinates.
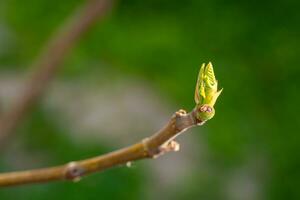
[126, 162, 132, 167]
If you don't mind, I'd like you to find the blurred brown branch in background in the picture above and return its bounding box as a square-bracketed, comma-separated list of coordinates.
[0, 109, 202, 187]
[0, 0, 113, 146]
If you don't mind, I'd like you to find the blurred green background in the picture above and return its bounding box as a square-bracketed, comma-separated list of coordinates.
[0, 0, 299, 199]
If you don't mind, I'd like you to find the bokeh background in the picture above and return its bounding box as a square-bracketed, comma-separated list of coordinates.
[0, 0, 299, 199]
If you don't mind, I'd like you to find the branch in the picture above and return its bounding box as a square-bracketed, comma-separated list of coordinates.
[0, 0, 113, 145]
[0, 109, 203, 187]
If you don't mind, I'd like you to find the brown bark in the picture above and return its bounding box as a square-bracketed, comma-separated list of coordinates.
[0, 109, 203, 187]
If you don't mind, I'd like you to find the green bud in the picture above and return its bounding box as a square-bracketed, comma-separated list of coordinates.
[194, 62, 222, 121]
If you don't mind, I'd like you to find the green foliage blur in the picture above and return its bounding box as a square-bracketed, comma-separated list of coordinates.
[0, 0, 299, 199]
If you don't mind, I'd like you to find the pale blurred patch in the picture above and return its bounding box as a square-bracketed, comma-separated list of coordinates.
[224, 154, 268, 200]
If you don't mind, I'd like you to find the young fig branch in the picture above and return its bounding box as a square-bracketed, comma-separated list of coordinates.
[0, 63, 222, 187]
